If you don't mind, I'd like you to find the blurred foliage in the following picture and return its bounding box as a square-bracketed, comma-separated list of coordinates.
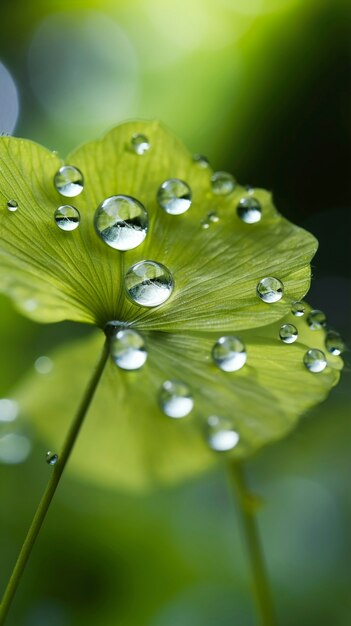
[0, 0, 350, 624]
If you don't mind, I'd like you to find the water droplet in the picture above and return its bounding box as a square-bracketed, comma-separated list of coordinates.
[94, 195, 148, 250]
[212, 336, 247, 372]
[130, 133, 150, 155]
[157, 179, 192, 215]
[159, 380, 194, 418]
[211, 171, 236, 195]
[291, 301, 305, 317]
[208, 210, 219, 223]
[279, 323, 298, 344]
[245, 185, 255, 194]
[125, 260, 174, 307]
[307, 309, 327, 330]
[54, 165, 84, 197]
[200, 220, 210, 229]
[325, 330, 344, 356]
[34, 356, 54, 374]
[54, 205, 80, 231]
[206, 415, 239, 452]
[237, 197, 262, 224]
[256, 277, 284, 303]
[7, 199, 18, 212]
[192, 154, 209, 168]
[46, 451, 58, 465]
[0, 399, 18, 422]
[111, 328, 147, 370]
[303, 349, 327, 373]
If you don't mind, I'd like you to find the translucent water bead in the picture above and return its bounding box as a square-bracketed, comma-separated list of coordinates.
[54, 205, 80, 231]
[237, 197, 262, 224]
[211, 171, 236, 195]
[111, 329, 147, 370]
[206, 415, 239, 451]
[157, 179, 192, 215]
[256, 277, 284, 303]
[192, 154, 209, 168]
[46, 451, 58, 465]
[325, 330, 344, 356]
[303, 349, 327, 373]
[130, 133, 150, 155]
[94, 195, 148, 251]
[212, 336, 247, 371]
[291, 301, 305, 317]
[307, 309, 327, 330]
[54, 165, 84, 197]
[159, 380, 194, 418]
[125, 260, 174, 307]
[279, 324, 298, 344]
[7, 199, 18, 212]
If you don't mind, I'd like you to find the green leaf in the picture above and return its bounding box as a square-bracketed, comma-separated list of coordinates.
[0, 121, 317, 329]
[16, 304, 342, 491]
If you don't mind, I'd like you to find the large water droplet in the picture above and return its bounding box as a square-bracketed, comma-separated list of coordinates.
[212, 336, 247, 372]
[54, 205, 80, 231]
[46, 451, 58, 465]
[130, 133, 150, 155]
[54, 165, 84, 197]
[279, 323, 298, 344]
[211, 171, 236, 195]
[157, 179, 192, 215]
[111, 328, 147, 370]
[159, 380, 194, 418]
[206, 415, 239, 452]
[325, 330, 344, 356]
[303, 349, 327, 373]
[94, 195, 148, 251]
[256, 277, 284, 303]
[7, 199, 18, 212]
[307, 309, 327, 330]
[192, 154, 209, 168]
[125, 260, 174, 307]
[237, 197, 262, 224]
[291, 301, 305, 317]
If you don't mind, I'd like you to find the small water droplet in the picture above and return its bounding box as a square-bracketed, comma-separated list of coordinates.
[46, 451, 58, 465]
[130, 133, 150, 155]
[212, 336, 247, 372]
[211, 171, 236, 195]
[7, 199, 18, 212]
[291, 301, 305, 317]
[279, 323, 298, 344]
[237, 197, 262, 224]
[206, 415, 239, 452]
[208, 211, 219, 223]
[307, 309, 327, 330]
[159, 380, 194, 418]
[54, 205, 80, 231]
[303, 349, 327, 373]
[200, 220, 210, 229]
[34, 356, 54, 374]
[192, 154, 209, 168]
[94, 195, 148, 250]
[245, 185, 255, 195]
[54, 165, 84, 197]
[257, 277, 284, 303]
[157, 179, 192, 215]
[325, 330, 344, 356]
[111, 329, 147, 370]
[125, 260, 174, 307]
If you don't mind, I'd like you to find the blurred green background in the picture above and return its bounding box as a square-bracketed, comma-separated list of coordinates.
[0, 0, 350, 624]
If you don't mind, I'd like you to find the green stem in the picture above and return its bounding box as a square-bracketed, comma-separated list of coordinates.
[0, 337, 110, 625]
[229, 462, 276, 626]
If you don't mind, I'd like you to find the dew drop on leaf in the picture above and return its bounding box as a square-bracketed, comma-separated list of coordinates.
[157, 178, 192, 215]
[291, 301, 305, 317]
[206, 415, 240, 452]
[210, 171, 236, 195]
[159, 380, 194, 418]
[279, 323, 298, 344]
[325, 330, 344, 356]
[237, 197, 262, 224]
[94, 195, 148, 251]
[111, 329, 147, 370]
[212, 336, 247, 372]
[303, 349, 327, 373]
[130, 133, 150, 155]
[125, 260, 174, 307]
[7, 199, 18, 212]
[192, 153, 209, 168]
[54, 165, 84, 197]
[307, 309, 327, 330]
[46, 451, 58, 465]
[256, 277, 284, 303]
[54, 205, 80, 231]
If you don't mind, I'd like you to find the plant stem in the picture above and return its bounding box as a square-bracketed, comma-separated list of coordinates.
[0, 336, 110, 625]
[229, 462, 276, 626]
